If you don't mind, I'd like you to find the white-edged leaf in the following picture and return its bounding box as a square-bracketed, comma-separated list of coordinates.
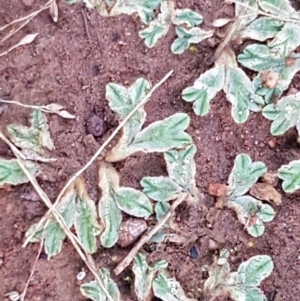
[268, 22, 300, 56]
[139, 1, 173, 48]
[98, 162, 122, 248]
[0, 158, 39, 186]
[182, 64, 225, 116]
[132, 253, 168, 301]
[239, 17, 284, 41]
[277, 160, 300, 193]
[164, 144, 199, 199]
[110, 0, 163, 24]
[141, 176, 182, 202]
[227, 154, 267, 197]
[74, 179, 102, 254]
[114, 187, 152, 217]
[7, 109, 54, 154]
[44, 186, 76, 258]
[153, 273, 197, 301]
[262, 92, 300, 136]
[235, 0, 258, 27]
[228, 195, 275, 237]
[223, 50, 264, 123]
[80, 268, 121, 301]
[132, 113, 192, 152]
[229, 286, 268, 301]
[171, 27, 214, 54]
[171, 9, 202, 27]
[236, 255, 274, 286]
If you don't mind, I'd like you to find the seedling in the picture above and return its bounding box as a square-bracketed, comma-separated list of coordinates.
[64, 0, 213, 53]
[218, 154, 275, 237]
[204, 249, 274, 301]
[105, 78, 192, 162]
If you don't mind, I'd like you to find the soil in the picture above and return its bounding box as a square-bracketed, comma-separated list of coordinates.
[0, 1, 300, 301]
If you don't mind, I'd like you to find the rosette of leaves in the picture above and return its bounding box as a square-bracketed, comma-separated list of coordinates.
[132, 253, 196, 301]
[182, 48, 264, 123]
[98, 162, 153, 248]
[224, 154, 275, 237]
[277, 160, 300, 193]
[25, 178, 102, 258]
[140, 144, 199, 242]
[139, 1, 213, 53]
[204, 249, 274, 301]
[105, 78, 192, 162]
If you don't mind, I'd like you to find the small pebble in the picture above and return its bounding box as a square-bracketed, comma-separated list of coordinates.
[76, 270, 86, 281]
[8, 291, 20, 301]
[189, 246, 198, 259]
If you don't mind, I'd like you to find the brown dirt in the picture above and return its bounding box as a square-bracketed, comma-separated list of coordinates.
[0, 1, 300, 301]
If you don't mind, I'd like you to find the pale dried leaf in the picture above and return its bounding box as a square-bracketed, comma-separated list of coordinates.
[249, 183, 282, 205]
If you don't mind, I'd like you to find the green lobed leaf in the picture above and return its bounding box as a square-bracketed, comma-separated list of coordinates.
[228, 196, 275, 237]
[74, 179, 102, 254]
[105, 78, 150, 162]
[182, 64, 225, 116]
[237, 44, 285, 72]
[114, 187, 153, 217]
[224, 65, 264, 123]
[7, 110, 54, 155]
[80, 268, 121, 301]
[141, 176, 182, 202]
[236, 255, 274, 286]
[277, 160, 300, 193]
[45, 187, 76, 258]
[164, 144, 198, 199]
[268, 22, 300, 57]
[99, 162, 122, 248]
[0, 158, 39, 186]
[153, 273, 197, 301]
[262, 93, 300, 136]
[171, 27, 213, 54]
[132, 253, 168, 301]
[227, 154, 267, 197]
[171, 8, 203, 27]
[132, 113, 192, 152]
[139, 1, 172, 48]
[239, 17, 284, 41]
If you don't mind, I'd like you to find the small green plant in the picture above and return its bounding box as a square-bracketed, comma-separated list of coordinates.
[64, 0, 213, 53]
[219, 154, 275, 237]
[204, 249, 274, 301]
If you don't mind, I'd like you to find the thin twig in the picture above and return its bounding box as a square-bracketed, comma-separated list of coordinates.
[114, 193, 187, 275]
[0, 132, 115, 301]
[81, 8, 92, 46]
[23, 70, 174, 246]
[20, 235, 46, 301]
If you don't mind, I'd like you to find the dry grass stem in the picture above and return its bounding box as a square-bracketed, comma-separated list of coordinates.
[24, 69, 174, 246]
[0, 131, 115, 301]
[114, 193, 187, 275]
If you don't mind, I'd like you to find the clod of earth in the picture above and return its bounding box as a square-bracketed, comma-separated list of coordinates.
[86, 115, 106, 137]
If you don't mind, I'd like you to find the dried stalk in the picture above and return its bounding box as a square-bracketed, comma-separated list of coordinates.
[0, 132, 115, 301]
[114, 193, 187, 275]
[23, 69, 174, 246]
